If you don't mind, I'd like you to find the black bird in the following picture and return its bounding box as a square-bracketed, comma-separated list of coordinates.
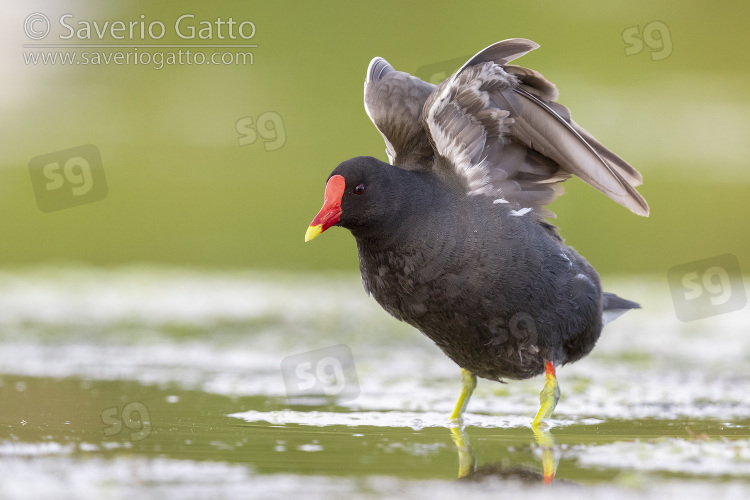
[305, 39, 648, 428]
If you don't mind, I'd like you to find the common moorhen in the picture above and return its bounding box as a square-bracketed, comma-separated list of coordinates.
[305, 38, 648, 428]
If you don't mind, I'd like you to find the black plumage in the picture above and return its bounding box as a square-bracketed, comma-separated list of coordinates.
[327, 157, 635, 381]
[306, 38, 647, 423]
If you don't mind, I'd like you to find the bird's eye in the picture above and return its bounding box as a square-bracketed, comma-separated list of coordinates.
[354, 183, 365, 195]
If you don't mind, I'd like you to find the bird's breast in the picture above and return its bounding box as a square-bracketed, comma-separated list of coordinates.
[355, 210, 604, 381]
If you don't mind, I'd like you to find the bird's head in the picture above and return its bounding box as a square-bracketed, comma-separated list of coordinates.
[305, 156, 404, 242]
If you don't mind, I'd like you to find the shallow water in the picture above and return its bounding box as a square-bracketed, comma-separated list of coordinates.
[1, 266, 749, 499]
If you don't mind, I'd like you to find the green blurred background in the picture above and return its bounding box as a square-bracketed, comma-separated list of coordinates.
[1, 0, 748, 275]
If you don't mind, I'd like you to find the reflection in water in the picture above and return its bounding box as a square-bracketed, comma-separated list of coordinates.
[450, 426, 476, 479]
[445, 363, 561, 483]
[450, 422, 559, 484]
[533, 425, 559, 484]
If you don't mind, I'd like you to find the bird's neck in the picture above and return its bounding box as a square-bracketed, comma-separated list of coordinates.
[351, 170, 452, 251]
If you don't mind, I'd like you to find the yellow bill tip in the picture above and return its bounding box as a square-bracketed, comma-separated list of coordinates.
[305, 224, 323, 242]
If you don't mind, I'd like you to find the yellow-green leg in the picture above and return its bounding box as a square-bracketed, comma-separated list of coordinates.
[449, 368, 477, 424]
[531, 361, 560, 484]
[531, 361, 560, 429]
[448, 368, 477, 478]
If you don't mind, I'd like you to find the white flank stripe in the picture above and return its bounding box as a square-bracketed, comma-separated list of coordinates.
[510, 207, 533, 216]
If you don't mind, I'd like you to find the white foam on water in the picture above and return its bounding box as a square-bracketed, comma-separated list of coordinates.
[0, 441, 74, 456]
[572, 438, 750, 477]
[228, 409, 572, 430]
[0, 454, 749, 500]
[0, 266, 375, 327]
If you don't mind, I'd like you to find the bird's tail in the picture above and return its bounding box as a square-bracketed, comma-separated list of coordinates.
[602, 292, 640, 325]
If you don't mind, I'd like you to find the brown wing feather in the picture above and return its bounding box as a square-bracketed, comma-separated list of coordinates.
[421, 40, 649, 216]
[365, 38, 648, 217]
[364, 57, 435, 169]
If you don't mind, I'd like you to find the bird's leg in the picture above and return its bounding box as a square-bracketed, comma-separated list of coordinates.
[530, 362, 560, 484]
[531, 361, 560, 429]
[448, 369, 477, 478]
[449, 368, 477, 424]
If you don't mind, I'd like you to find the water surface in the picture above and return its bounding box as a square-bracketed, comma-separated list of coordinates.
[1, 266, 749, 498]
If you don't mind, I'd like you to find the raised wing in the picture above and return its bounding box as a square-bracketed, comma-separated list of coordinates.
[422, 39, 649, 217]
[364, 57, 435, 169]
